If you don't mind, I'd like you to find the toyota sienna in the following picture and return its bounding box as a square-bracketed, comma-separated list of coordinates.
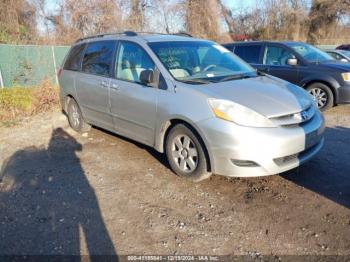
[58, 32, 325, 181]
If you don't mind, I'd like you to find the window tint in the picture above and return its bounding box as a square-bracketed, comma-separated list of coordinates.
[116, 42, 155, 83]
[264, 46, 294, 66]
[234, 45, 262, 64]
[82, 41, 115, 77]
[64, 44, 86, 71]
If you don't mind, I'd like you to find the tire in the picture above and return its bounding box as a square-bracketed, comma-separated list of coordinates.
[67, 98, 91, 133]
[165, 124, 211, 182]
[306, 83, 334, 111]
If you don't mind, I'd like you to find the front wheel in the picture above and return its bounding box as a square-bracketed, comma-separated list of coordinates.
[306, 83, 334, 111]
[165, 124, 211, 182]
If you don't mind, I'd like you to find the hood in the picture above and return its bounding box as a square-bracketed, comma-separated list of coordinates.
[197, 75, 312, 118]
[313, 60, 350, 71]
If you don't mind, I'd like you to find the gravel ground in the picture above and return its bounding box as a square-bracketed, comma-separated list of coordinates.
[0, 105, 349, 258]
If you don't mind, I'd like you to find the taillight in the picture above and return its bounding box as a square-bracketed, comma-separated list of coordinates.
[57, 68, 63, 78]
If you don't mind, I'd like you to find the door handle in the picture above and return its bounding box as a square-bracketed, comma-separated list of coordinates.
[110, 83, 120, 90]
[100, 81, 108, 87]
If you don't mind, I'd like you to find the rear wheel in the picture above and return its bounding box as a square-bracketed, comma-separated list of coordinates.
[166, 124, 211, 182]
[306, 82, 333, 111]
[67, 98, 91, 133]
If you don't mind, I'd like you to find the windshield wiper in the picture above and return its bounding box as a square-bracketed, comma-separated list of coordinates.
[218, 73, 256, 83]
[179, 78, 211, 85]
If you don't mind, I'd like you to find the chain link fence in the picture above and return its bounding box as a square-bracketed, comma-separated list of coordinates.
[0, 44, 70, 88]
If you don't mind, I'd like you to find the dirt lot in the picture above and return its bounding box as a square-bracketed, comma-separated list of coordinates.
[0, 105, 349, 258]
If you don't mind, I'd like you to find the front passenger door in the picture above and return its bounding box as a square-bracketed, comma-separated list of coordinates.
[262, 45, 299, 84]
[109, 41, 158, 146]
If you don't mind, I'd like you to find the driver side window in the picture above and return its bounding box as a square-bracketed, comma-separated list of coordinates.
[116, 42, 155, 83]
[264, 46, 294, 66]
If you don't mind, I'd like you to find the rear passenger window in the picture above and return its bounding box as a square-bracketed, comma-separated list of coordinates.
[234, 45, 262, 64]
[64, 44, 86, 71]
[82, 41, 115, 77]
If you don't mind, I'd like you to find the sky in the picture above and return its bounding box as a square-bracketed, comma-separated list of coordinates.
[224, 0, 255, 9]
[45, 0, 256, 13]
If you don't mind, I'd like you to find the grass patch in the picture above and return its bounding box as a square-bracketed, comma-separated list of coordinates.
[0, 80, 59, 126]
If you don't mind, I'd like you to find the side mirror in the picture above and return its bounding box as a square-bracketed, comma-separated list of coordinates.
[140, 69, 154, 85]
[340, 58, 348, 63]
[287, 58, 298, 66]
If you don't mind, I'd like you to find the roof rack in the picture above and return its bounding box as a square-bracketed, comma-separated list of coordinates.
[75, 31, 137, 43]
[75, 30, 193, 43]
[134, 31, 193, 37]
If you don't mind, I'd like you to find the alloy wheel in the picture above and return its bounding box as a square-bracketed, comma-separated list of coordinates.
[69, 103, 80, 129]
[171, 134, 198, 173]
[308, 87, 328, 108]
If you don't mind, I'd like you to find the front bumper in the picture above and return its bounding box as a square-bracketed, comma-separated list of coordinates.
[337, 84, 350, 104]
[197, 110, 325, 177]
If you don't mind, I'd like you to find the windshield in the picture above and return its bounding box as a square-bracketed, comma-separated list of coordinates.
[148, 41, 256, 83]
[286, 42, 334, 62]
[338, 50, 350, 57]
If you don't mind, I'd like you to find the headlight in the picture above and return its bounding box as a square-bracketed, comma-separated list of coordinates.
[341, 72, 350, 82]
[208, 99, 276, 127]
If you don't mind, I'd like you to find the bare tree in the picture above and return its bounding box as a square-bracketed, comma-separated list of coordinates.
[185, 0, 221, 40]
[217, 0, 235, 34]
[125, 0, 148, 31]
[261, 0, 309, 40]
[146, 0, 183, 33]
[308, 0, 350, 44]
[218, 0, 266, 40]
[1, 0, 350, 45]
[218, 0, 309, 41]
[0, 0, 37, 43]
[46, 0, 124, 44]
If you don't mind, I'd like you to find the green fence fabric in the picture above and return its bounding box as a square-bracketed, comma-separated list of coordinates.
[0, 44, 70, 88]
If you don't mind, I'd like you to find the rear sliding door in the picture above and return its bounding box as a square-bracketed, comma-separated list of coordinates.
[76, 40, 117, 129]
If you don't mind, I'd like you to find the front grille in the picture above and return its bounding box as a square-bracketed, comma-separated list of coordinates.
[269, 105, 315, 126]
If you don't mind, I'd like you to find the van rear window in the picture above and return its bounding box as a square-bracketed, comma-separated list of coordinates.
[63, 44, 86, 71]
[234, 45, 262, 64]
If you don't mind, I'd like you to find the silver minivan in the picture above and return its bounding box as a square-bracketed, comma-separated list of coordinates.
[58, 32, 325, 181]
